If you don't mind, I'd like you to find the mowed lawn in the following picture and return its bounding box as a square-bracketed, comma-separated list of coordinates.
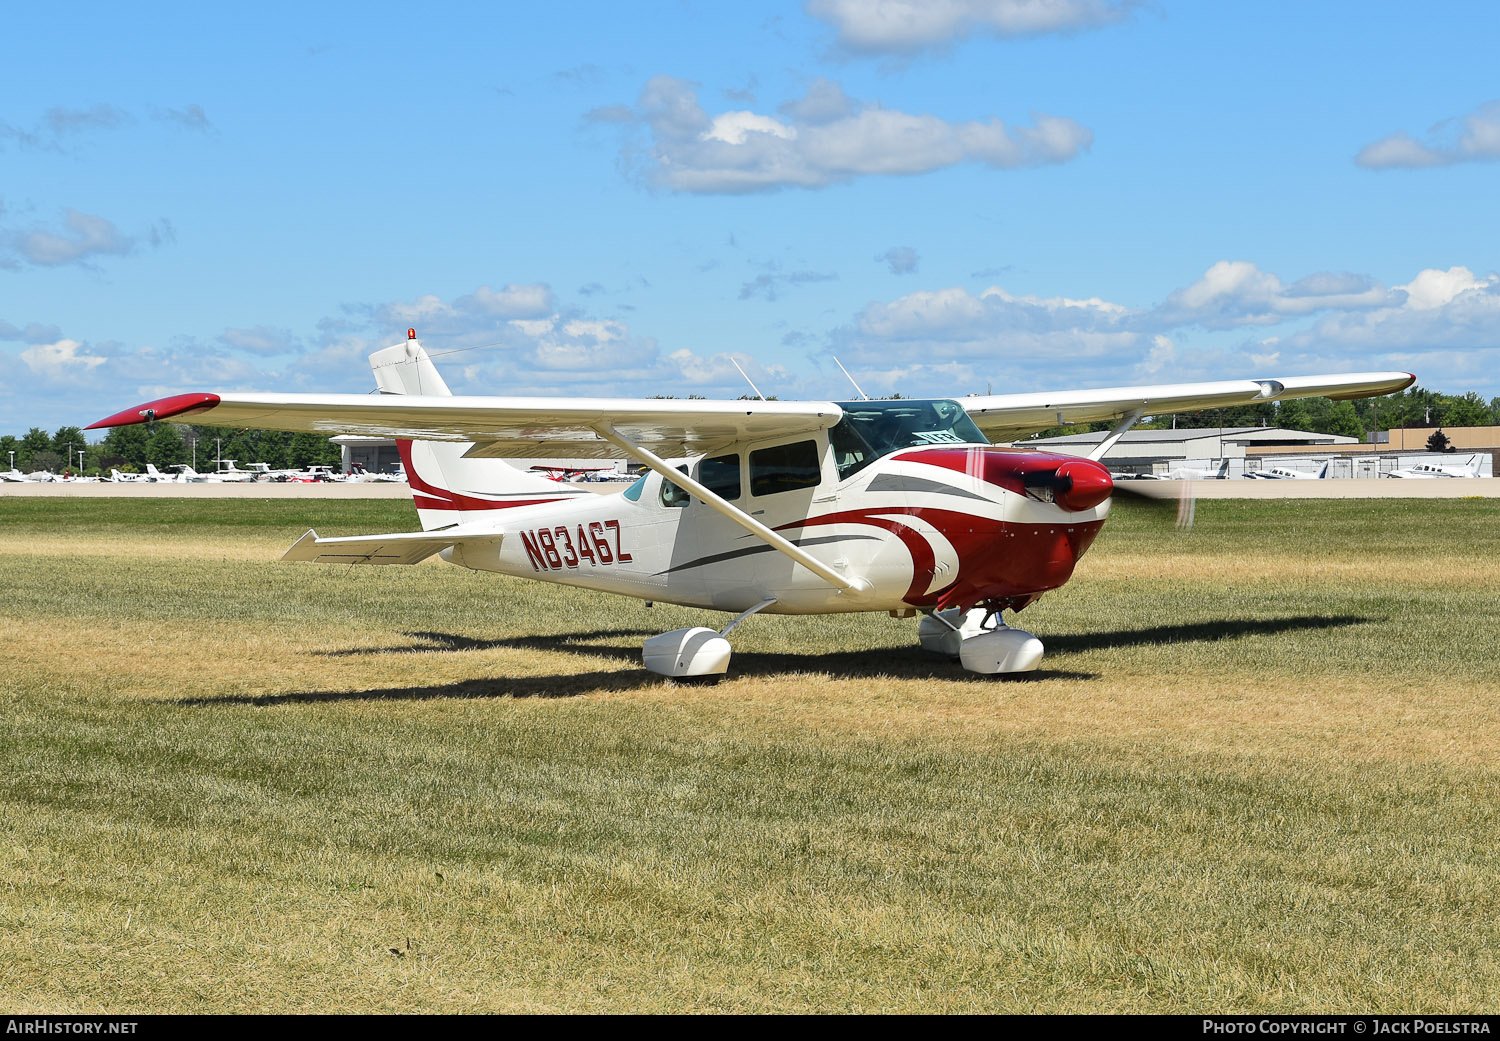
[1, 495, 1498, 1013]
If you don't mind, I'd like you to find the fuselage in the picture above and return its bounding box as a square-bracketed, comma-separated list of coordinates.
[424, 399, 1115, 616]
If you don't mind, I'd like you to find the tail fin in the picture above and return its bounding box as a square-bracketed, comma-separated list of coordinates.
[1315, 460, 1330, 478]
[370, 334, 583, 530]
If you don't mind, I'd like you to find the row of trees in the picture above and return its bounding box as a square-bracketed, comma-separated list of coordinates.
[1, 423, 342, 476]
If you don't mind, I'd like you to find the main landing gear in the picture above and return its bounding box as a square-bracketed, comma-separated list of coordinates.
[918, 607, 1044, 675]
[643, 598, 777, 682]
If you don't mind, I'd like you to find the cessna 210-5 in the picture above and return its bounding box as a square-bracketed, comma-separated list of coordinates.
[87, 331, 1414, 679]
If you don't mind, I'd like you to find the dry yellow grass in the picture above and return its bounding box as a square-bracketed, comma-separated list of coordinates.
[4, 496, 1500, 1012]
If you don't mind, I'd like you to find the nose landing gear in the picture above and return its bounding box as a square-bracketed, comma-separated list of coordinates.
[919, 607, 1044, 675]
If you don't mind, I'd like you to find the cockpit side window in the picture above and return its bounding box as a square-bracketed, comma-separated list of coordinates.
[659, 465, 691, 508]
[829, 418, 873, 480]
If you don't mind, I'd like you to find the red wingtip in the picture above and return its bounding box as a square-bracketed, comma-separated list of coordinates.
[85, 392, 221, 430]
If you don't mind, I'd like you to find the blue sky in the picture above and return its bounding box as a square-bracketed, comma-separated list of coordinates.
[5, 0, 1500, 432]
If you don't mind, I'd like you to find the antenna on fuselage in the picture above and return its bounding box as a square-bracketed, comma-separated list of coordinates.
[729, 357, 767, 401]
[831, 356, 870, 401]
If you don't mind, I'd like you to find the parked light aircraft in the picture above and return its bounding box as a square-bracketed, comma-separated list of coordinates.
[87, 332, 1415, 678]
[530, 464, 621, 482]
[1385, 454, 1485, 479]
[1245, 461, 1330, 480]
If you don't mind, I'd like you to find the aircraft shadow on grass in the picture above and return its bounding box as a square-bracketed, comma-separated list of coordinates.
[181, 614, 1370, 707]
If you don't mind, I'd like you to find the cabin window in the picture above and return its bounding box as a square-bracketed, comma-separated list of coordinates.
[696, 453, 741, 501]
[659, 466, 691, 508]
[749, 440, 821, 496]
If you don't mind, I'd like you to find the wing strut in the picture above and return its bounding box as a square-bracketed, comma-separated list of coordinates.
[592, 424, 872, 597]
[1087, 409, 1144, 462]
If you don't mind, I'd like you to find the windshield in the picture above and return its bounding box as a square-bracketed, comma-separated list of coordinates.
[829, 399, 987, 479]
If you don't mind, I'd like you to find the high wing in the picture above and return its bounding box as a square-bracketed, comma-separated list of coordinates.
[87, 392, 844, 459]
[88, 372, 1416, 454]
[961, 372, 1416, 442]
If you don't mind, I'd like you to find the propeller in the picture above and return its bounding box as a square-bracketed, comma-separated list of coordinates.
[1108, 478, 1197, 530]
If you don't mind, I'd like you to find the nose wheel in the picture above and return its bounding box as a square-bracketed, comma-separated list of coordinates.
[919, 607, 1044, 675]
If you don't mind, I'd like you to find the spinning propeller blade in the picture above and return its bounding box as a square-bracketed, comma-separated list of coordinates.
[1109, 480, 1197, 530]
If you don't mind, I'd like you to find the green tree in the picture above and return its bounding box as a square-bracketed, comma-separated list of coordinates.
[146, 424, 187, 468]
[1275, 399, 1311, 430]
[102, 425, 151, 469]
[19, 428, 53, 470]
[1425, 428, 1452, 452]
[0, 435, 18, 470]
[1441, 392, 1491, 426]
[52, 426, 89, 472]
[1325, 401, 1365, 441]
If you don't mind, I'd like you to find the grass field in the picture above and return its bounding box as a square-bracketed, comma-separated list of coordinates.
[2, 495, 1499, 1013]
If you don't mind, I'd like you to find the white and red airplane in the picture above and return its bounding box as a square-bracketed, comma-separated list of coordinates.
[87, 331, 1414, 679]
[528, 464, 622, 483]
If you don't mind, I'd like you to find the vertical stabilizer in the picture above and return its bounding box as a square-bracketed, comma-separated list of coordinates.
[370, 332, 582, 530]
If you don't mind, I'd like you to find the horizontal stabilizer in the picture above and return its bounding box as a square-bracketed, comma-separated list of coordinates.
[281, 527, 503, 566]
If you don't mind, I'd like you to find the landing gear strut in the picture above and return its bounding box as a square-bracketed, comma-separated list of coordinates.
[919, 607, 1044, 675]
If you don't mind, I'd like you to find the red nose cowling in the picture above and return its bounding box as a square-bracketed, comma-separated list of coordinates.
[886, 446, 1115, 611]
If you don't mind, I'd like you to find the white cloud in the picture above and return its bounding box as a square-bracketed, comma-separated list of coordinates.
[703, 111, 797, 145]
[1356, 101, 1500, 169]
[1154, 261, 1395, 329]
[1269, 267, 1500, 353]
[611, 76, 1090, 194]
[807, 0, 1133, 56]
[374, 282, 556, 332]
[831, 261, 1500, 397]
[1398, 266, 1490, 310]
[18, 339, 106, 380]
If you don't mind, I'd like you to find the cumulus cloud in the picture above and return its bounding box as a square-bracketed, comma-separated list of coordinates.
[848, 284, 1136, 364]
[606, 75, 1091, 193]
[1356, 100, 1500, 169]
[827, 260, 1500, 397]
[880, 246, 919, 274]
[18, 338, 107, 380]
[374, 282, 556, 332]
[1266, 267, 1500, 353]
[807, 0, 1133, 56]
[1154, 260, 1396, 329]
